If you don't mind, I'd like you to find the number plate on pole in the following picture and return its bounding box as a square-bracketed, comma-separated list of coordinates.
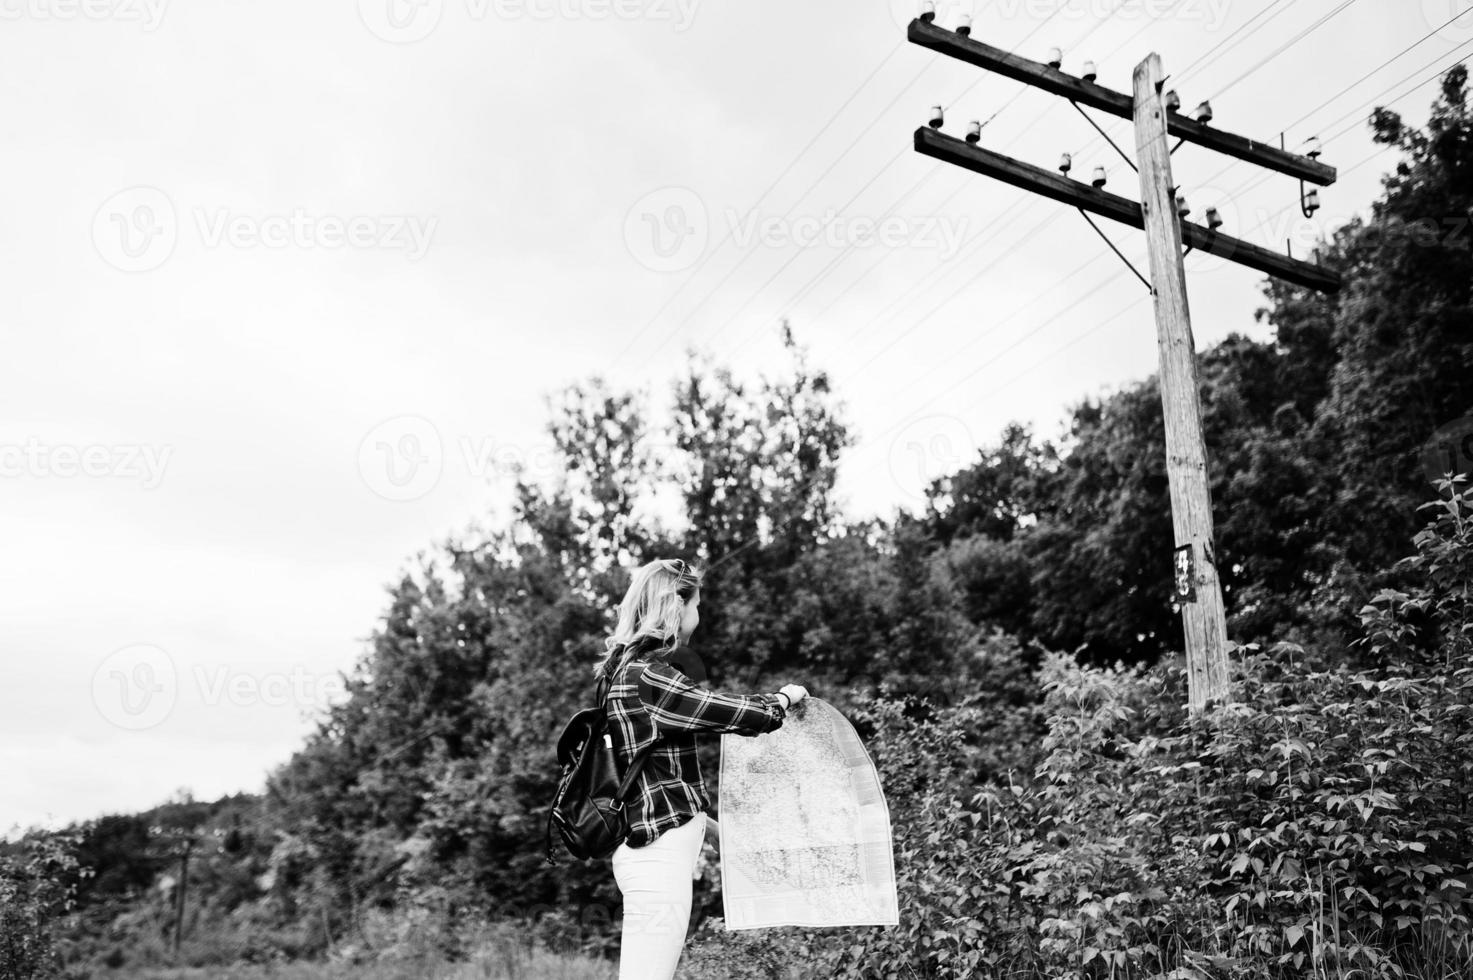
[1173, 543, 1197, 603]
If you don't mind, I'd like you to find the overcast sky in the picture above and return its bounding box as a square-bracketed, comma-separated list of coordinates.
[3, 0, 1467, 840]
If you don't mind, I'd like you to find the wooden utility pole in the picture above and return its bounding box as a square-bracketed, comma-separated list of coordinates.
[172, 835, 194, 957]
[1132, 53, 1229, 711]
[905, 15, 1342, 712]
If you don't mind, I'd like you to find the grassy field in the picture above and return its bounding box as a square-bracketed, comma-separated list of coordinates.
[87, 950, 616, 980]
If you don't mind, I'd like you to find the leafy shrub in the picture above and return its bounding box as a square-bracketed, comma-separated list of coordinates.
[681, 485, 1473, 979]
[1, 830, 87, 980]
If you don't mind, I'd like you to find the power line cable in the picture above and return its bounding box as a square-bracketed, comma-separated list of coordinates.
[734, 2, 1170, 365]
[607, 41, 911, 368]
[1174, 0, 1293, 84]
[836, 210, 1078, 386]
[630, 59, 942, 366]
[689, 0, 1105, 363]
[1184, 10, 1473, 198]
[1206, 0, 1367, 100]
[703, 18, 1472, 572]
[1192, 40, 1473, 211]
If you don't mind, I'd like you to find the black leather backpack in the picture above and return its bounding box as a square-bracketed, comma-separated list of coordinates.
[543, 664, 658, 864]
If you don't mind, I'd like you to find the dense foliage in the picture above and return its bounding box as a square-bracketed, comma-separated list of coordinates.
[684, 479, 1473, 979]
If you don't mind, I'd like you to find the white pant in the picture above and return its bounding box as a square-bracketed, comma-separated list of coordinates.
[611, 813, 706, 980]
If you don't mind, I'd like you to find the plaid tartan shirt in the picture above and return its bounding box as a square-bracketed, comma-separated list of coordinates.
[602, 644, 787, 848]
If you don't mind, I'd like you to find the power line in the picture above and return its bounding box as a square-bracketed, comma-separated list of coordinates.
[715, 162, 952, 361]
[705, 9, 1459, 592]
[803, 171, 978, 326]
[821, 290, 1152, 536]
[1285, 8, 1473, 132]
[817, 2, 1367, 391]
[872, 262, 1129, 408]
[1184, 10, 1473, 198]
[1191, 42, 1473, 214]
[948, 291, 1152, 417]
[825, 194, 1038, 344]
[1174, 0, 1293, 84]
[607, 42, 911, 370]
[1206, 0, 1367, 100]
[687, 0, 1124, 364]
[1241, 57, 1472, 241]
[725, 2, 1171, 365]
[835, 211, 1092, 389]
[880, 39, 1462, 460]
[701, 147, 911, 352]
[631, 57, 942, 366]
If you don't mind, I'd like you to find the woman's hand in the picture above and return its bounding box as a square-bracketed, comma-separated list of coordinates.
[705, 814, 721, 857]
[778, 684, 810, 708]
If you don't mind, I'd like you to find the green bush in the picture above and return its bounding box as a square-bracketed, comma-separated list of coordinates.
[682, 484, 1473, 979]
[1, 830, 87, 980]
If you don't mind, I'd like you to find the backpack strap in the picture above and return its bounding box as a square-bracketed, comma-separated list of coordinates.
[610, 663, 660, 805]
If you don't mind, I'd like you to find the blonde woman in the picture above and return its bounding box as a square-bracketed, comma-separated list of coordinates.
[594, 557, 809, 980]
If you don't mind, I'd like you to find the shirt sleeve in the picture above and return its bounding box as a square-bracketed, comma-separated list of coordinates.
[640, 661, 786, 737]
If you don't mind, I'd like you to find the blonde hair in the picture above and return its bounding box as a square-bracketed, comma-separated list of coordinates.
[593, 558, 703, 679]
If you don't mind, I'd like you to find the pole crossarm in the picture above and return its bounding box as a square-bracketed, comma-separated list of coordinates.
[907, 18, 1337, 187]
[913, 126, 1342, 293]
